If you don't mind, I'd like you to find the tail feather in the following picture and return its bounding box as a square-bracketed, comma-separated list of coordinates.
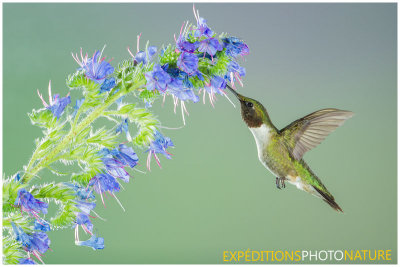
[312, 186, 343, 213]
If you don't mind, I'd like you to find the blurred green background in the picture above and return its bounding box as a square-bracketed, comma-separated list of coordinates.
[3, 3, 397, 264]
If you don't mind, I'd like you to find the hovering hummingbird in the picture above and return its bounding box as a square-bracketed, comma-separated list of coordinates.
[227, 85, 353, 212]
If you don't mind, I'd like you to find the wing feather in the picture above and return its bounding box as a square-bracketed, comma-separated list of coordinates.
[280, 108, 354, 160]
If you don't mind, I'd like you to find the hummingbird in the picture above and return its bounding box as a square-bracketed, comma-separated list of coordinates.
[227, 85, 353, 212]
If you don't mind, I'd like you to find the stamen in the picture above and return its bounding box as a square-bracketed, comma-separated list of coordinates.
[193, 4, 199, 23]
[100, 192, 106, 208]
[133, 168, 146, 174]
[92, 210, 106, 221]
[137, 33, 142, 53]
[48, 80, 52, 105]
[153, 153, 162, 168]
[37, 89, 48, 107]
[99, 44, 107, 63]
[146, 151, 152, 171]
[127, 46, 135, 58]
[180, 102, 186, 125]
[111, 192, 125, 212]
[235, 72, 244, 87]
[182, 101, 189, 116]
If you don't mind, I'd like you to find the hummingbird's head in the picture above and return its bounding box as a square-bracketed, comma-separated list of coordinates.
[226, 85, 268, 128]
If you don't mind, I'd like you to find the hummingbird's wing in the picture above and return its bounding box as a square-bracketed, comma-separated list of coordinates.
[280, 108, 354, 160]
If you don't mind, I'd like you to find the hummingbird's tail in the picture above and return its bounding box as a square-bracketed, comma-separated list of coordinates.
[312, 186, 343, 213]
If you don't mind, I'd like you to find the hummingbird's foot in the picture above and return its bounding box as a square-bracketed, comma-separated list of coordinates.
[276, 177, 286, 189]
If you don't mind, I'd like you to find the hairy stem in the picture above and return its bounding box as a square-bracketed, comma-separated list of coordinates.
[21, 80, 145, 184]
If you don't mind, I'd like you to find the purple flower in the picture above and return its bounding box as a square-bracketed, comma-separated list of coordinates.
[75, 200, 96, 215]
[12, 223, 50, 263]
[63, 182, 95, 200]
[222, 37, 249, 58]
[198, 38, 223, 56]
[14, 173, 21, 182]
[30, 232, 50, 254]
[48, 94, 71, 119]
[72, 97, 84, 118]
[12, 222, 32, 249]
[194, 17, 213, 38]
[14, 189, 48, 217]
[177, 40, 199, 53]
[76, 234, 104, 250]
[167, 79, 199, 103]
[19, 258, 36, 265]
[34, 220, 51, 232]
[89, 173, 120, 194]
[102, 158, 130, 183]
[81, 50, 114, 84]
[75, 213, 93, 234]
[146, 131, 174, 170]
[205, 76, 227, 95]
[100, 77, 116, 93]
[111, 144, 139, 168]
[37, 81, 70, 119]
[135, 46, 157, 65]
[116, 118, 131, 141]
[145, 64, 172, 92]
[177, 52, 198, 74]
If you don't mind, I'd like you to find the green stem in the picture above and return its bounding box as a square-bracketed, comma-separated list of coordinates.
[21, 80, 145, 184]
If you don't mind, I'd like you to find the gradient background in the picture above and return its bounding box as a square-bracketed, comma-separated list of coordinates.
[3, 3, 397, 264]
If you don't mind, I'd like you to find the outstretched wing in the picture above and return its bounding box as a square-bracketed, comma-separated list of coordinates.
[280, 108, 354, 160]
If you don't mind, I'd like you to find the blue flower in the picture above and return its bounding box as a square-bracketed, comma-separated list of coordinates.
[11, 223, 50, 263]
[101, 158, 130, 183]
[194, 17, 213, 38]
[100, 77, 116, 94]
[89, 173, 120, 194]
[30, 232, 50, 254]
[205, 76, 227, 95]
[82, 50, 114, 84]
[72, 98, 84, 118]
[76, 234, 104, 250]
[14, 173, 21, 182]
[63, 182, 95, 200]
[145, 64, 172, 92]
[222, 37, 249, 58]
[135, 46, 157, 65]
[19, 258, 36, 264]
[198, 38, 223, 56]
[48, 94, 71, 119]
[12, 222, 33, 249]
[34, 220, 51, 232]
[146, 131, 174, 170]
[75, 200, 96, 215]
[225, 61, 246, 86]
[75, 213, 93, 233]
[116, 118, 131, 141]
[14, 189, 48, 216]
[177, 40, 199, 53]
[111, 144, 139, 168]
[177, 52, 198, 74]
[167, 79, 199, 103]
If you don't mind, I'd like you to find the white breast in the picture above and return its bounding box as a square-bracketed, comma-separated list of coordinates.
[249, 124, 276, 176]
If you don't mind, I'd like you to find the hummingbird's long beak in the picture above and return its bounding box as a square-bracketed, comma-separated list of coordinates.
[226, 84, 241, 100]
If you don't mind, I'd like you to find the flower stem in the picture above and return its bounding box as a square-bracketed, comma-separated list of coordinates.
[21, 80, 145, 184]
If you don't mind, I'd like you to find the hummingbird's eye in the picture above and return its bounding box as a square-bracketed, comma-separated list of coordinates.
[246, 102, 254, 108]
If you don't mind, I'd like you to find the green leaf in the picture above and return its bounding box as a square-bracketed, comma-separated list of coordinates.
[30, 183, 75, 203]
[3, 212, 33, 232]
[2, 178, 24, 213]
[3, 236, 25, 265]
[28, 108, 56, 129]
[86, 127, 118, 148]
[50, 201, 79, 229]
[128, 108, 159, 147]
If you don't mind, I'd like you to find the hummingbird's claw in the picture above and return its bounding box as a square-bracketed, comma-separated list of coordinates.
[275, 177, 281, 189]
[276, 177, 286, 189]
